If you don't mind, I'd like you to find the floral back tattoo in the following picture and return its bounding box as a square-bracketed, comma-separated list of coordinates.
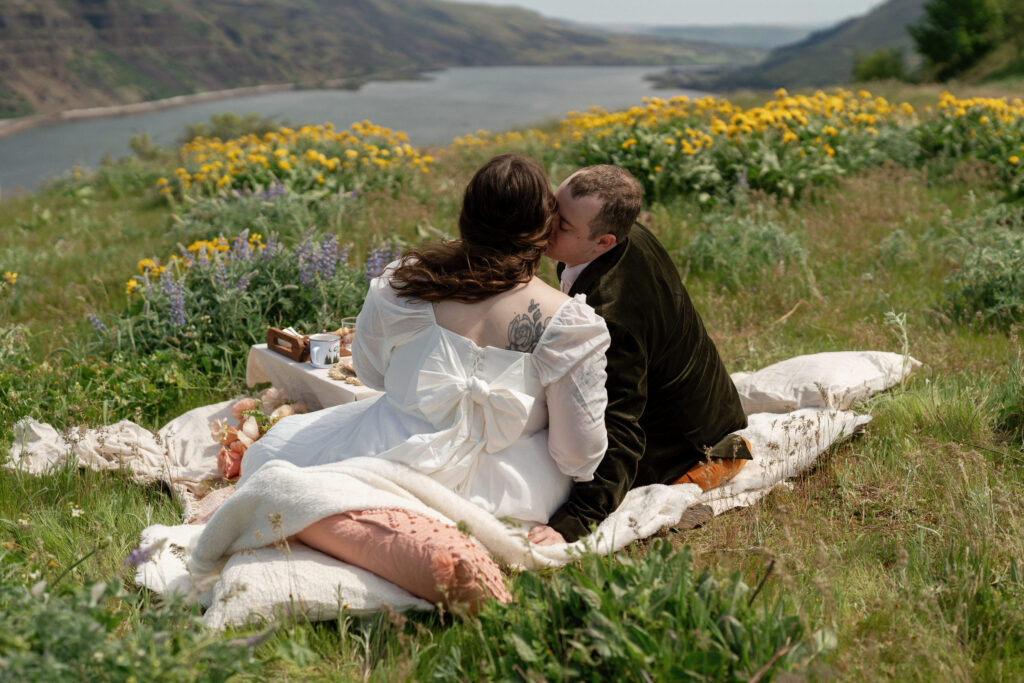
[507, 299, 552, 353]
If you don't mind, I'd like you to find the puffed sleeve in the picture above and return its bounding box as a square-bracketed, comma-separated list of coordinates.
[351, 260, 434, 391]
[533, 296, 610, 482]
[350, 279, 388, 390]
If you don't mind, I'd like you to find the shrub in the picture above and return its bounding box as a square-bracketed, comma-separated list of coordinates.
[160, 121, 433, 202]
[179, 112, 288, 145]
[878, 228, 918, 266]
[683, 212, 808, 291]
[105, 230, 374, 378]
[409, 541, 831, 681]
[944, 205, 1024, 327]
[0, 554, 260, 681]
[853, 47, 908, 82]
[165, 191, 357, 248]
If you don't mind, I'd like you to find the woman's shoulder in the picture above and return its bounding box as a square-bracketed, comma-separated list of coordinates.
[365, 260, 435, 326]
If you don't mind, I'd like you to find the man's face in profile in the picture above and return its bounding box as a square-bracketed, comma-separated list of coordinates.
[545, 175, 613, 267]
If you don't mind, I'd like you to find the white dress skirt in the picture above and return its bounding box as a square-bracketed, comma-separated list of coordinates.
[239, 263, 611, 525]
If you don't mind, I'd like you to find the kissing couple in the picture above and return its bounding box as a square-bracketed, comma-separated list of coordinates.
[211, 153, 750, 609]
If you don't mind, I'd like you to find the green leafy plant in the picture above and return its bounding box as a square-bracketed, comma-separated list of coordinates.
[408, 541, 831, 681]
[683, 212, 808, 291]
[944, 205, 1024, 327]
[0, 553, 261, 681]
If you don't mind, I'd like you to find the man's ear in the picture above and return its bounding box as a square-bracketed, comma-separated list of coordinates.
[595, 232, 617, 255]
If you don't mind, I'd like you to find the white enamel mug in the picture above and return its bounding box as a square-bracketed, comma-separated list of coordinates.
[308, 333, 341, 368]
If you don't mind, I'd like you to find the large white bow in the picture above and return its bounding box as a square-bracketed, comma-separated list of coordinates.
[417, 367, 534, 453]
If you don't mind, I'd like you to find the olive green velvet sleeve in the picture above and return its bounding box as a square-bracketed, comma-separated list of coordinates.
[547, 322, 648, 542]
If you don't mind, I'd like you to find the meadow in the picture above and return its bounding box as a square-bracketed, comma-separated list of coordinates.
[1, 82, 1022, 680]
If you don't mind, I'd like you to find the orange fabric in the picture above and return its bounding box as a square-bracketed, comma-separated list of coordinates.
[672, 438, 752, 491]
[296, 508, 511, 613]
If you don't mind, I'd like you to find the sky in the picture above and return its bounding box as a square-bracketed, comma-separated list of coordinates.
[448, 0, 888, 27]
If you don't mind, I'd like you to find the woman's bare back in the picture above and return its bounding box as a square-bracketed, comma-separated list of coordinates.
[432, 277, 569, 353]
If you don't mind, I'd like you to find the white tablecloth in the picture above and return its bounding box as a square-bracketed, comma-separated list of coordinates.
[245, 344, 381, 409]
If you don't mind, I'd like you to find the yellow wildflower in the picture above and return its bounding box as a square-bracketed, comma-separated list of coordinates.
[137, 258, 158, 274]
[1011, 156, 1020, 165]
[278, 159, 292, 171]
[621, 138, 637, 150]
[125, 278, 140, 295]
[3, 271, 16, 286]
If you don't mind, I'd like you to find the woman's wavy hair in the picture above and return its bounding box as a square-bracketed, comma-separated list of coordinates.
[390, 153, 555, 303]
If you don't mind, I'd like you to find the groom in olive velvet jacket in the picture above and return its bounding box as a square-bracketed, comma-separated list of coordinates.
[528, 165, 749, 545]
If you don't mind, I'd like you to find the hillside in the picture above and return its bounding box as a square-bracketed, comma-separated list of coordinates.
[650, 0, 927, 90]
[0, 0, 745, 119]
[609, 24, 820, 50]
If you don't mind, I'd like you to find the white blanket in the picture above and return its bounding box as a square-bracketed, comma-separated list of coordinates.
[7, 400, 233, 522]
[132, 407, 869, 629]
[6, 350, 906, 628]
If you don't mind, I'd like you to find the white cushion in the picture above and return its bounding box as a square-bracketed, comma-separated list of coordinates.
[731, 351, 921, 414]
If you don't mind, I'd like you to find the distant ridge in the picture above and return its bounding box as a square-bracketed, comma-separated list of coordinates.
[651, 0, 927, 90]
[597, 24, 822, 50]
[0, 0, 748, 119]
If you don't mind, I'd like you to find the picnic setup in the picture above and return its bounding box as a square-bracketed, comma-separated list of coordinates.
[10, 344, 918, 629]
[4, 3, 1024, 675]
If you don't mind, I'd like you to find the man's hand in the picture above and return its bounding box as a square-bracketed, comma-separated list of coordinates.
[528, 524, 566, 546]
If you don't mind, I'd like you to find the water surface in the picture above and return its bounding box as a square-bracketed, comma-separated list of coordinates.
[0, 65, 706, 193]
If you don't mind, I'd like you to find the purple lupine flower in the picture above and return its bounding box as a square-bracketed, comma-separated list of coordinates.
[365, 242, 399, 280]
[261, 182, 286, 201]
[214, 262, 230, 289]
[176, 244, 195, 269]
[232, 230, 253, 262]
[123, 540, 165, 567]
[161, 270, 187, 326]
[170, 286, 186, 325]
[261, 234, 280, 260]
[236, 272, 254, 291]
[313, 233, 339, 280]
[197, 243, 210, 268]
[88, 314, 106, 332]
[159, 269, 176, 298]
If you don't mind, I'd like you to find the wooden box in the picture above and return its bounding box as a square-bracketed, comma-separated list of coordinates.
[267, 327, 309, 362]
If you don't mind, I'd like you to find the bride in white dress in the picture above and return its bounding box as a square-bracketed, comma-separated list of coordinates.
[240, 154, 610, 527]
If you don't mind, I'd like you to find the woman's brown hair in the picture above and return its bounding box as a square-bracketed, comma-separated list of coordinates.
[389, 153, 555, 303]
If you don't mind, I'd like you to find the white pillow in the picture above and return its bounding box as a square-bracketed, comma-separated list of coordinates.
[731, 351, 921, 414]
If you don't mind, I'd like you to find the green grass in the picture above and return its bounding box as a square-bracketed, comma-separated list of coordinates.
[2, 83, 1024, 679]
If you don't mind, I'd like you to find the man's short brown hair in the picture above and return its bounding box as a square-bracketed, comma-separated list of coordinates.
[566, 165, 642, 242]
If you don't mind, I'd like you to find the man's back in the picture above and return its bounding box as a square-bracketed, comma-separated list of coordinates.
[547, 223, 746, 539]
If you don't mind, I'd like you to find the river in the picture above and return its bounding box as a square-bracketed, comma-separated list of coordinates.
[0, 65, 707, 194]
